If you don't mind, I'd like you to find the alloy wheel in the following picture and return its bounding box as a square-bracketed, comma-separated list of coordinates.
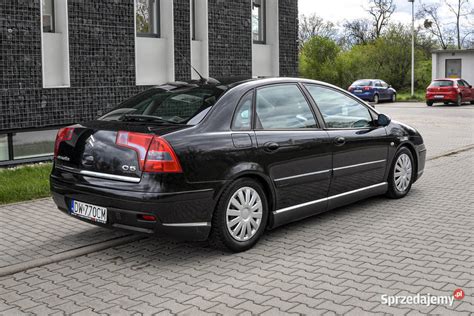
[394, 153, 412, 192]
[226, 187, 263, 242]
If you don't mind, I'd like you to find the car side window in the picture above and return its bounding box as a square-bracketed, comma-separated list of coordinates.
[375, 81, 382, 87]
[255, 84, 318, 129]
[457, 80, 465, 87]
[232, 91, 253, 130]
[305, 85, 374, 129]
[382, 81, 389, 88]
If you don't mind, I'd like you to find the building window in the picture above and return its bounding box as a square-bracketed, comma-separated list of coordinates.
[136, 0, 161, 37]
[191, 0, 196, 40]
[0, 135, 8, 162]
[252, 0, 266, 43]
[42, 0, 55, 33]
[445, 59, 462, 78]
[12, 130, 58, 160]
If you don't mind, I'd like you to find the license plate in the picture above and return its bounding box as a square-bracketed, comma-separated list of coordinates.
[354, 90, 362, 93]
[70, 200, 107, 224]
[434, 95, 444, 99]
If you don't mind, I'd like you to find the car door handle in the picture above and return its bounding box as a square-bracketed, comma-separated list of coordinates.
[264, 142, 280, 151]
[334, 137, 346, 146]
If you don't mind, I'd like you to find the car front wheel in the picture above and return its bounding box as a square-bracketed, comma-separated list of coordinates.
[209, 178, 268, 252]
[426, 101, 433, 106]
[386, 147, 415, 199]
[391, 93, 396, 102]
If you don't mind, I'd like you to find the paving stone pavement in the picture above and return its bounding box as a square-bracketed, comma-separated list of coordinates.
[0, 199, 129, 268]
[0, 102, 473, 315]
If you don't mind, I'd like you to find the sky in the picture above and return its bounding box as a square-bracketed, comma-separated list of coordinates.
[298, 0, 456, 26]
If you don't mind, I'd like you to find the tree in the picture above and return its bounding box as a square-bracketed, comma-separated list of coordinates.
[299, 14, 338, 47]
[343, 19, 374, 45]
[445, 0, 473, 49]
[417, 3, 450, 49]
[366, 0, 396, 38]
[299, 36, 340, 84]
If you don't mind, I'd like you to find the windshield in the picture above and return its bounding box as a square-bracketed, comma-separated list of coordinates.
[99, 87, 226, 125]
[430, 80, 453, 87]
[353, 80, 373, 86]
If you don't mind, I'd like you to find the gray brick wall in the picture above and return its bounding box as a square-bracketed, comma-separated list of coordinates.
[0, 0, 298, 132]
[279, 0, 299, 77]
[174, 0, 191, 81]
[208, 0, 252, 78]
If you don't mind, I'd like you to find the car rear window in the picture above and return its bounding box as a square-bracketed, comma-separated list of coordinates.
[99, 86, 226, 125]
[352, 80, 373, 86]
[430, 80, 454, 87]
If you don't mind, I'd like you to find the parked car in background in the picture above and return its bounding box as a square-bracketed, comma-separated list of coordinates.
[348, 79, 397, 104]
[425, 78, 474, 106]
[50, 78, 426, 252]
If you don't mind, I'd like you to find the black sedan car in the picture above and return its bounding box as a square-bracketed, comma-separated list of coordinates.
[51, 78, 426, 252]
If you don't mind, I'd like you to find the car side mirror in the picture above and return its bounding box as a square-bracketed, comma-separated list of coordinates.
[377, 114, 391, 127]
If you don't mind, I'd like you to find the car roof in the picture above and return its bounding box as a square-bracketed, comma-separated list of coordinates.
[434, 78, 460, 81]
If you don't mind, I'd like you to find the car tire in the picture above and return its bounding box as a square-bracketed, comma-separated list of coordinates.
[209, 178, 269, 252]
[471, 100, 474, 105]
[426, 101, 433, 106]
[391, 93, 396, 103]
[456, 94, 462, 106]
[386, 147, 415, 199]
[373, 94, 380, 104]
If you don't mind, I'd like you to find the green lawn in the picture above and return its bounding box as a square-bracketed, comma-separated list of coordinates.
[0, 163, 52, 205]
[397, 90, 426, 102]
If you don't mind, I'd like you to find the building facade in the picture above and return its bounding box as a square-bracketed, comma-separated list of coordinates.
[0, 0, 298, 165]
[432, 49, 474, 84]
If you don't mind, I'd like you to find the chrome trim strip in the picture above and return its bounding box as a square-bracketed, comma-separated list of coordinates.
[274, 197, 327, 214]
[333, 159, 386, 171]
[274, 182, 388, 215]
[274, 169, 331, 182]
[57, 165, 141, 183]
[162, 222, 210, 227]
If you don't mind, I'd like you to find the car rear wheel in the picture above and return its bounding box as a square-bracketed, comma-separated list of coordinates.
[426, 101, 433, 106]
[456, 94, 462, 106]
[373, 94, 380, 104]
[209, 178, 268, 252]
[386, 147, 415, 199]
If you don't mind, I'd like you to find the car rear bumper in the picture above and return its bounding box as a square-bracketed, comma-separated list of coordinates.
[426, 92, 457, 102]
[50, 176, 218, 241]
[350, 91, 375, 100]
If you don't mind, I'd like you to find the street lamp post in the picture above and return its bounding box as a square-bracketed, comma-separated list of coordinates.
[409, 0, 415, 97]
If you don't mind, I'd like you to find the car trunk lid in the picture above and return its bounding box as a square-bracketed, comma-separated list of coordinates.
[55, 121, 189, 182]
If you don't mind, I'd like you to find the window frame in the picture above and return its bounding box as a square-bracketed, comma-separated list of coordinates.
[445, 59, 462, 78]
[191, 0, 196, 41]
[231, 90, 255, 131]
[302, 83, 379, 131]
[136, 0, 161, 38]
[252, 83, 321, 131]
[252, 0, 266, 44]
[42, 0, 55, 33]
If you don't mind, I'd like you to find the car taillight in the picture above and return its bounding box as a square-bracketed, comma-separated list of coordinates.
[144, 137, 182, 173]
[115, 131, 182, 173]
[54, 127, 74, 157]
[116, 131, 154, 170]
[363, 86, 371, 91]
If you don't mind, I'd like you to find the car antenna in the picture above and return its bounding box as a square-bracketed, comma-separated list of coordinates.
[175, 49, 219, 84]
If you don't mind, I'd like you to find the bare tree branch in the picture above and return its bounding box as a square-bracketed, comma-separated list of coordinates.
[366, 0, 396, 38]
[299, 13, 338, 47]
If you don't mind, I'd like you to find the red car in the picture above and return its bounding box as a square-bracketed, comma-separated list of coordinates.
[426, 78, 474, 106]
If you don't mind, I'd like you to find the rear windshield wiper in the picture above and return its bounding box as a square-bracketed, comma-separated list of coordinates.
[120, 114, 183, 125]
